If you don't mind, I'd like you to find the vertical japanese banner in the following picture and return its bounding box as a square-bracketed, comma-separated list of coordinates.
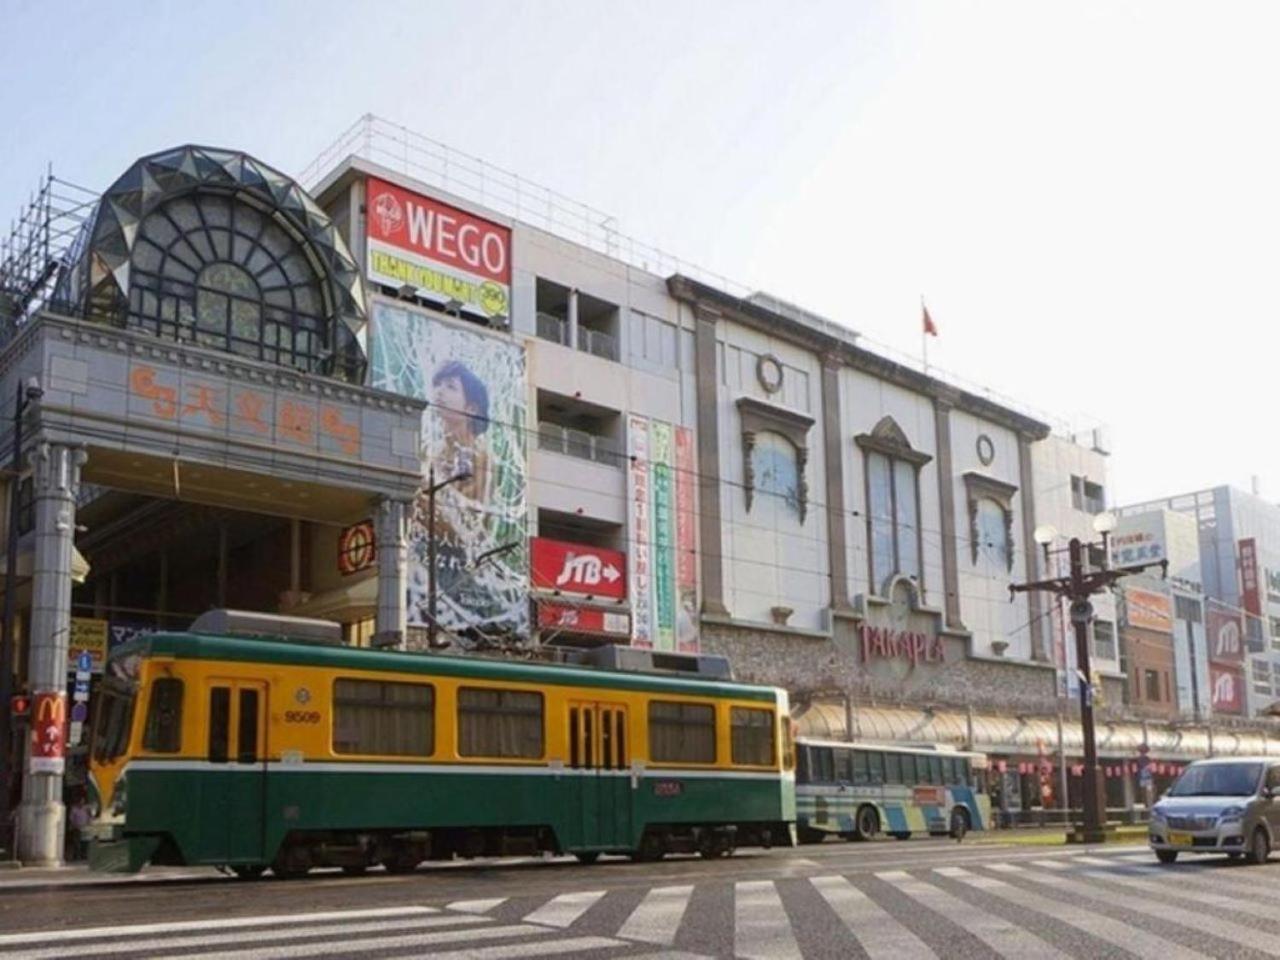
[674, 426, 699, 653]
[651, 422, 677, 652]
[628, 416, 653, 648]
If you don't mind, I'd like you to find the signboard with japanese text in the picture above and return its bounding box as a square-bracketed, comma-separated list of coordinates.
[67, 618, 109, 672]
[530, 538, 626, 600]
[1112, 510, 1201, 593]
[1206, 600, 1246, 664]
[370, 301, 528, 639]
[365, 177, 511, 321]
[1241, 538, 1262, 618]
[29, 691, 66, 774]
[1211, 663, 1245, 714]
[1123, 586, 1173, 634]
[674, 426, 698, 653]
[536, 601, 630, 638]
[651, 422, 677, 651]
[627, 416, 653, 648]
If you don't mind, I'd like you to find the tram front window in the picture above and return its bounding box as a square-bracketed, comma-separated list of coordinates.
[91, 680, 137, 763]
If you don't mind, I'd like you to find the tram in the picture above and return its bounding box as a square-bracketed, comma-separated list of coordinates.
[86, 611, 795, 876]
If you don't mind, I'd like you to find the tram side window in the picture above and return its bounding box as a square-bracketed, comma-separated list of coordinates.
[883, 752, 902, 785]
[208, 688, 230, 764]
[333, 679, 434, 757]
[142, 678, 183, 753]
[458, 687, 544, 759]
[730, 707, 775, 766]
[237, 689, 259, 764]
[649, 701, 716, 763]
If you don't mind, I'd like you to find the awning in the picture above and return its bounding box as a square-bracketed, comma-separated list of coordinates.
[0, 546, 90, 584]
[281, 574, 376, 620]
[795, 702, 1280, 761]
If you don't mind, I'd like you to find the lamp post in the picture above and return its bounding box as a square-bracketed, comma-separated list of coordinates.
[1011, 512, 1166, 844]
[0, 377, 42, 853]
[425, 466, 471, 649]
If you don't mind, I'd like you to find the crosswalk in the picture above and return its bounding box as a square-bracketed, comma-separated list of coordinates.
[5, 848, 1280, 958]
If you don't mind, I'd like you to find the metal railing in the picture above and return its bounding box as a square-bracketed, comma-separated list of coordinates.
[576, 326, 618, 362]
[535, 311, 568, 346]
[537, 422, 619, 466]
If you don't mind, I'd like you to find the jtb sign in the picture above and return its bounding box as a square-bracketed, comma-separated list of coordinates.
[531, 538, 627, 600]
[29, 691, 66, 774]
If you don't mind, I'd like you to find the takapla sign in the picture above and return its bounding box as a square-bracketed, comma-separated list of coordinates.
[860, 626, 945, 666]
[857, 576, 946, 670]
[365, 176, 511, 321]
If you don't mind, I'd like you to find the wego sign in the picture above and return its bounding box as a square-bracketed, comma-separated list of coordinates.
[531, 538, 626, 600]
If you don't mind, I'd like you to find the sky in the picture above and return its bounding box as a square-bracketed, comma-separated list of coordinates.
[0, 0, 1275, 506]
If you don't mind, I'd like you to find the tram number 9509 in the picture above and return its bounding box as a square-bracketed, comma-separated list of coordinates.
[284, 710, 322, 724]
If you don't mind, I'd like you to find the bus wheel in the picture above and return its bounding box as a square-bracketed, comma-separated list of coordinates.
[854, 806, 879, 841]
[231, 865, 265, 880]
[949, 808, 970, 842]
[891, 831, 912, 841]
[574, 851, 601, 865]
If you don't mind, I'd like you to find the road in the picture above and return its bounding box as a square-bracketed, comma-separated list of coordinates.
[0, 837, 1274, 958]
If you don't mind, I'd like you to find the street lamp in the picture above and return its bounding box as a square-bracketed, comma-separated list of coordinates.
[0, 377, 42, 852]
[425, 466, 471, 649]
[1010, 523, 1166, 844]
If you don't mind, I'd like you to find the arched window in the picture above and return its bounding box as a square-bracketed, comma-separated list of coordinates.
[750, 431, 801, 518]
[975, 497, 1010, 569]
[856, 417, 930, 594]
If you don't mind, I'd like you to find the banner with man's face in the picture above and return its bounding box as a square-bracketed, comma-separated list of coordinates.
[370, 300, 528, 639]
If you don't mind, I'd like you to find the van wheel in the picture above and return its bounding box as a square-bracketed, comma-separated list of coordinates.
[854, 806, 880, 841]
[1155, 849, 1178, 864]
[950, 808, 970, 841]
[1247, 827, 1270, 865]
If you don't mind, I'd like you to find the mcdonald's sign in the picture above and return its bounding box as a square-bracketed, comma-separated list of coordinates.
[28, 690, 66, 774]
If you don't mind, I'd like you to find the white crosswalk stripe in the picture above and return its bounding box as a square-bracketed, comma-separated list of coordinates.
[448, 897, 509, 914]
[876, 870, 1069, 959]
[811, 874, 935, 959]
[735, 879, 803, 960]
[616, 884, 694, 945]
[522, 889, 607, 928]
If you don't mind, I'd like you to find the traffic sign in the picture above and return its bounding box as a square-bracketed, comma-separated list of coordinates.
[9, 693, 30, 720]
[76, 650, 92, 673]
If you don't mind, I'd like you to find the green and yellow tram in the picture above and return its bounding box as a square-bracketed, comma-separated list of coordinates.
[87, 613, 795, 876]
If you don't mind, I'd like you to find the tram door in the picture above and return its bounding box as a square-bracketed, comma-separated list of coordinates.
[201, 680, 267, 863]
[568, 702, 631, 850]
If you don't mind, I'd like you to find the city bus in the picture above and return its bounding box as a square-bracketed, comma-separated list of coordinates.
[795, 737, 990, 842]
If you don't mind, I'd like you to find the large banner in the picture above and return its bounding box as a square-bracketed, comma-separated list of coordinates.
[1206, 599, 1245, 665]
[1123, 586, 1173, 633]
[628, 416, 653, 648]
[651, 422, 677, 650]
[366, 177, 511, 322]
[1211, 663, 1245, 715]
[674, 426, 698, 653]
[370, 301, 528, 639]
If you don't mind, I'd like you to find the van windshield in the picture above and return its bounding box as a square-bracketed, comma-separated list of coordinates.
[1167, 762, 1262, 798]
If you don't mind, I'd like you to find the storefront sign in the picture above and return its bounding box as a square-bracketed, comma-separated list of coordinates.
[67, 618, 109, 672]
[628, 416, 653, 649]
[1113, 511, 1202, 593]
[338, 520, 377, 576]
[536, 601, 630, 637]
[1210, 663, 1245, 714]
[674, 426, 698, 653]
[859, 625, 945, 666]
[530, 538, 626, 599]
[109, 620, 154, 652]
[1206, 601, 1245, 664]
[651, 422, 677, 651]
[29, 691, 66, 774]
[1240, 538, 1262, 618]
[1123, 586, 1173, 633]
[366, 176, 511, 321]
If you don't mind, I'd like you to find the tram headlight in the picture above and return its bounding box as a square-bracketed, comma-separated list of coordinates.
[111, 775, 128, 817]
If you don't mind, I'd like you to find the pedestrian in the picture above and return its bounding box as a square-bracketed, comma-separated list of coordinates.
[67, 792, 91, 861]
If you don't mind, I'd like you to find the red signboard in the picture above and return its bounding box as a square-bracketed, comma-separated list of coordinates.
[536, 601, 630, 638]
[1210, 663, 1245, 715]
[1240, 538, 1262, 618]
[859, 625, 944, 667]
[338, 520, 377, 576]
[28, 691, 66, 774]
[1206, 601, 1245, 664]
[531, 538, 626, 600]
[913, 785, 946, 806]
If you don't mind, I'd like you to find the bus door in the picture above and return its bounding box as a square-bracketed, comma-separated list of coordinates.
[568, 702, 631, 850]
[202, 680, 267, 863]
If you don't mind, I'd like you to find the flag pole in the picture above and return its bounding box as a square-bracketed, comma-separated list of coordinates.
[921, 295, 929, 376]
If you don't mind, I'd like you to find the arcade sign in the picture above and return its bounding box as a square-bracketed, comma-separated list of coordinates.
[531, 538, 626, 600]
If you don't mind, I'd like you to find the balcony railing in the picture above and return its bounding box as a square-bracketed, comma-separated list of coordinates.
[538, 422, 619, 466]
[536, 311, 569, 346]
[577, 326, 618, 362]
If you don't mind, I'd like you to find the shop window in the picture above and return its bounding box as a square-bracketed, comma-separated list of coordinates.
[457, 688, 543, 759]
[739, 398, 813, 525]
[1093, 621, 1117, 661]
[142, 678, 184, 753]
[649, 700, 716, 763]
[857, 417, 930, 592]
[964, 473, 1017, 573]
[730, 707, 775, 766]
[333, 678, 434, 757]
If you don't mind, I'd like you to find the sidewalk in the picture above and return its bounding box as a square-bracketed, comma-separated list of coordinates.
[972, 824, 1149, 846]
[0, 862, 215, 890]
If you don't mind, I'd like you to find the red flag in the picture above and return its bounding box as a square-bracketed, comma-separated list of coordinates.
[922, 304, 938, 337]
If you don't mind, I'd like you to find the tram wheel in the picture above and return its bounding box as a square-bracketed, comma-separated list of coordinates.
[341, 865, 368, 876]
[630, 831, 666, 863]
[231, 865, 265, 880]
[573, 851, 601, 865]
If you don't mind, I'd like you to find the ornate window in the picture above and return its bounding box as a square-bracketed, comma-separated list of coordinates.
[855, 417, 931, 594]
[963, 472, 1017, 573]
[737, 397, 813, 524]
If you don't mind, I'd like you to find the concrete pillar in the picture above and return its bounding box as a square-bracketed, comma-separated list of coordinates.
[692, 307, 728, 616]
[932, 395, 963, 629]
[1017, 433, 1047, 660]
[820, 357, 854, 612]
[373, 498, 409, 648]
[16, 442, 86, 866]
[567, 289, 580, 351]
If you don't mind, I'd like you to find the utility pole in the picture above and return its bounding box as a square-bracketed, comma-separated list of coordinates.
[425, 465, 470, 649]
[0, 378, 41, 854]
[1012, 519, 1166, 844]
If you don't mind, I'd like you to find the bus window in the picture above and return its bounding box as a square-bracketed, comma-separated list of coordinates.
[883, 752, 902, 785]
[940, 757, 955, 784]
[834, 748, 852, 783]
[900, 754, 916, 784]
[852, 750, 870, 785]
[797, 746, 811, 783]
[815, 747, 834, 783]
[928, 756, 943, 785]
[962, 758, 973, 786]
[866, 751, 884, 785]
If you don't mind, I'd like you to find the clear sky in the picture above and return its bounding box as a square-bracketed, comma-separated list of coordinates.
[1, 0, 1273, 506]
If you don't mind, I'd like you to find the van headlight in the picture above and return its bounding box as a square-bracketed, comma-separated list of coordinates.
[1219, 805, 1245, 823]
[1150, 806, 1167, 823]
